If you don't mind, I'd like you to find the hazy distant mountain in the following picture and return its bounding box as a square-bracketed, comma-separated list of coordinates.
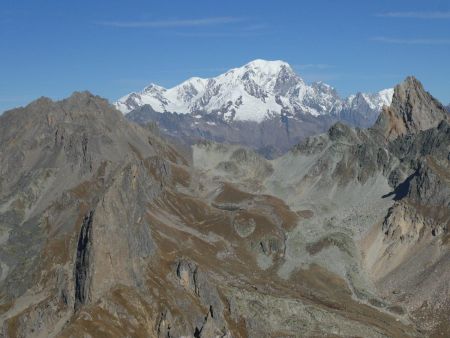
[116, 60, 393, 157]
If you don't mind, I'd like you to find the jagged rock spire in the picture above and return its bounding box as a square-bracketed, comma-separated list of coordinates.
[373, 76, 449, 140]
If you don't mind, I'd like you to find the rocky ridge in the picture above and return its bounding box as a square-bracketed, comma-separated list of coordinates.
[0, 76, 449, 337]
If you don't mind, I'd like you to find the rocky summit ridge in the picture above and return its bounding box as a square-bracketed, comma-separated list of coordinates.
[373, 76, 449, 140]
[0, 76, 449, 337]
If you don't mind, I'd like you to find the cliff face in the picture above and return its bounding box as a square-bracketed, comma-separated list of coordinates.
[0, 77, 449, 337]
[373, 76, 449, 140]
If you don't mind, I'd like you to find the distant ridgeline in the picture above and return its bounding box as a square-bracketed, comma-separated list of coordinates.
[116, 59, 394, 158]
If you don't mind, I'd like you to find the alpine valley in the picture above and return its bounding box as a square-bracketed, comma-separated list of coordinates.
[117, 60, 394, 158]
[1, 68, 450, 337]
[0, 69, 450, 338]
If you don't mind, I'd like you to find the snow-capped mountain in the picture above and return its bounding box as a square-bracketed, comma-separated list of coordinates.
[115, 59, 393, 124]
[117, 59, 394, 158]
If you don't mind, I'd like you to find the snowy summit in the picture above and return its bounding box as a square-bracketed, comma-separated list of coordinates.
[115, 59, 393, 123]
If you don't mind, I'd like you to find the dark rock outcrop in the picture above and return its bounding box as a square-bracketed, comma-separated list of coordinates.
[74, 210, 94, 309]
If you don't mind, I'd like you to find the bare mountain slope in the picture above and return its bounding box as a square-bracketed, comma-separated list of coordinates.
[0, 91, 421, 337]
[0, 91, 420, 337]
[193, 77, 450, 336]
[2, 76, 449, 336]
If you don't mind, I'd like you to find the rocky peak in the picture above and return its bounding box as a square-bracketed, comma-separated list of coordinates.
[348, 93, 371, 108]
[327, 121, 357, 141]
[1, 91, 116, 135]
[62, 90, 110, 108]
[274, 65, 302, 96]
[23, 91, 109, 112]
[311, 81, 338, 95]
[54, 92, 121, 123]
[66, 90, 99, 100]
[373, 76, 449, 140]
[143, 83, 167, 94]
[243, 59, 292, 75]
[233, 59, 299, 97]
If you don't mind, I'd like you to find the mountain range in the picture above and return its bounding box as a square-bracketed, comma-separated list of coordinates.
[1, 75, 450, 337]
[116, 60, 394, 157]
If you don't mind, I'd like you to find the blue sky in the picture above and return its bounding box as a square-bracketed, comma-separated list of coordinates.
[1, 0, 450, 112]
